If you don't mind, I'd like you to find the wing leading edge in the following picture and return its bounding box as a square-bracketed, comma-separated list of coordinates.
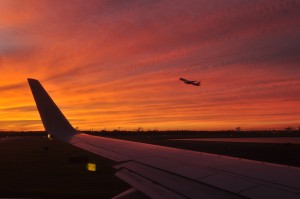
[28, 78, 300, 199]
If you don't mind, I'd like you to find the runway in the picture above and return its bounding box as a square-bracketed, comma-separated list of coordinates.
[173, 137, 300, 144]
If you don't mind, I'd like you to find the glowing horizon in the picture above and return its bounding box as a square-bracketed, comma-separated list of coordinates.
[0, 0, 300, 131]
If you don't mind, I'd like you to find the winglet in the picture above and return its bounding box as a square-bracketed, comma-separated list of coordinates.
[27, 78, 78, 141]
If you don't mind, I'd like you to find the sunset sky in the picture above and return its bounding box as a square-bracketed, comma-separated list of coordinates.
[0, 0, 300, 131]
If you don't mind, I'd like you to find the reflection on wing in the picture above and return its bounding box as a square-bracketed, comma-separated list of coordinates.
[28, 78, 300, 199]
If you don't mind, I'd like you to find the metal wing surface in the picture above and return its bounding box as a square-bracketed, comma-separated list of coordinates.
[27, 78, 300, 199]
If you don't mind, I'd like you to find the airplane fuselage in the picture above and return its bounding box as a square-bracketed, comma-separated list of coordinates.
[180, 78, 200, 86]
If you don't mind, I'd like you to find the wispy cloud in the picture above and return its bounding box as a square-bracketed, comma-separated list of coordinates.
[0, 0, 299, 130]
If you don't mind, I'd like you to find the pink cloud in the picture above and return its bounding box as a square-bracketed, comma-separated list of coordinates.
[0, 0, 299, 131]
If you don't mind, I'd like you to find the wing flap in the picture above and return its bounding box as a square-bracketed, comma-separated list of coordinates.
[242, 185, 300, 199]
[115, 161, 243, 199]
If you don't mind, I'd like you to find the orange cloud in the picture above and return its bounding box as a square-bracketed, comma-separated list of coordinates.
[0, 0, 299, 131]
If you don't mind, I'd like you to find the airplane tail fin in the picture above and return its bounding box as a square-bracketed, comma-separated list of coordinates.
[27, 78, 78, 141]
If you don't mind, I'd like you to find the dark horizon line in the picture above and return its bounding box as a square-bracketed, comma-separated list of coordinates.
[1, 129, 300, 133]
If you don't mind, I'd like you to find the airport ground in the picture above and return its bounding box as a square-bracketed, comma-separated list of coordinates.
[0, 136, 129, 198]
[0, 131, 300, 198]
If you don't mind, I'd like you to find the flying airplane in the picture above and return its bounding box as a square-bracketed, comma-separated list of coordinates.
[27, 78, 300, 199]
[179, 78, 201, 86]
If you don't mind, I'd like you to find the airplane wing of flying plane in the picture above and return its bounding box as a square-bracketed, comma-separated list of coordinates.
[27, 78, 300, 199]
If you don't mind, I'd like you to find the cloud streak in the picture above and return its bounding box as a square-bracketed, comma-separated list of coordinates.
[0, 0, 299, 131]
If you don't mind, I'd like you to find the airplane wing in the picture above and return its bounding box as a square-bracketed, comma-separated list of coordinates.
[28, 78, 300, 199]
[192, 81, 201, 86]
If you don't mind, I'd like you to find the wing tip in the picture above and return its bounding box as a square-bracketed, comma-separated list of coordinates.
[27, 78, 38, 82]
[27, 78, 41, 87]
